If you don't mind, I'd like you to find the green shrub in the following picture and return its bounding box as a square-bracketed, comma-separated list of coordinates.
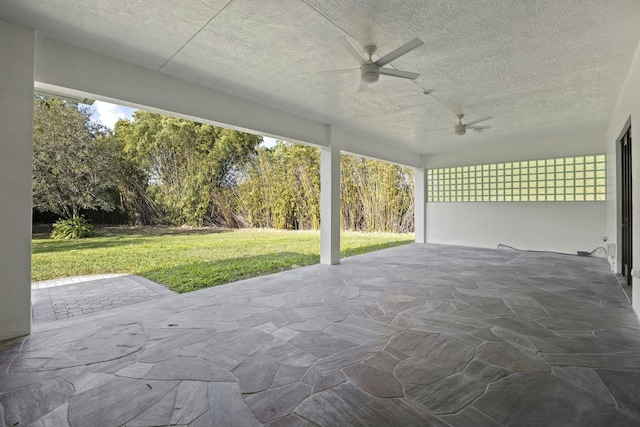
[51, 216, 96, 239]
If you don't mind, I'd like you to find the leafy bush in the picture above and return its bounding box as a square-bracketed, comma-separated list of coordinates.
[51, 216, 96, 239]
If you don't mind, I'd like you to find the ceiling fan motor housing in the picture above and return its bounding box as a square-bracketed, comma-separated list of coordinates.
[454, 124, 466, 135]
[361, 63, 380, 83]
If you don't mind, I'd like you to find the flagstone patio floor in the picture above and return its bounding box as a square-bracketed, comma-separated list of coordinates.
[1, 243, 640, 426]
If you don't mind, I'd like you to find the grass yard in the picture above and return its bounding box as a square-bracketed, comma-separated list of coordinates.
[32, 227, 413, 293]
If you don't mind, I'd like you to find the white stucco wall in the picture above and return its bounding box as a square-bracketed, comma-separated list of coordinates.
[606, 40, 640, 313]
[424, 128, 608, 255]
[427, 202, 607, 254]
[0, 20, 34, 339]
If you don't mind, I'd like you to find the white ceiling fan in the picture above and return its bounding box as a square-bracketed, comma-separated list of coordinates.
[427, 113, 493, 136]
[318, 36, 424, 89]
[453, 114, 492, 135]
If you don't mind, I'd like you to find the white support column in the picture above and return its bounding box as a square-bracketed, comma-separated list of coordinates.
[0, 20, 35, 339]
[414, 168, 427, 243]
[320, 139, 341, 265]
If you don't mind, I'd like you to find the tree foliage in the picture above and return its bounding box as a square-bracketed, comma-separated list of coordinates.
[114, 111, 262, 226]
[341, 155, 414, 233]
[33, 97, 117, 219]
[239, 142, 414, 233]
[239, 142, 321, 229]
[33, 102, 413, 233]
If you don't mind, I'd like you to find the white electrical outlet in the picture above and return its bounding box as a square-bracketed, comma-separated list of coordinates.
[607, 243, 616, 258]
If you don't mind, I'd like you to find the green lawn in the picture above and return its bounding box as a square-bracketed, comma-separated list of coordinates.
[32, 227, 413, 293]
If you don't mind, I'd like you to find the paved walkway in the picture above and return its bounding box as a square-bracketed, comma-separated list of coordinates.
[32, 274, 174, 323]
[2, 244, 639, 426]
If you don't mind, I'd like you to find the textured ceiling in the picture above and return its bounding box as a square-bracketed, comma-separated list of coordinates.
[2, 0, 640, 155]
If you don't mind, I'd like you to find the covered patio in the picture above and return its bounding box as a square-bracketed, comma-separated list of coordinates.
[2, 1, 640, 425]
[2, 244, 639, 426]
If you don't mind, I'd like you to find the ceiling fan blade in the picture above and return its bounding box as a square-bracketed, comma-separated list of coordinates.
[424, 126, 453, 133]
[317, 68, 359, 76]
[337, 36, 368, 65]
[378, 68, 420, 80]
[467, 125, 491, 130]
[464, 116, 492, 126]
[375, 38, 424, 66]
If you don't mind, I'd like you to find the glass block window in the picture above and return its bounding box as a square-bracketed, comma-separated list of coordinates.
[427, 155, 606, 202]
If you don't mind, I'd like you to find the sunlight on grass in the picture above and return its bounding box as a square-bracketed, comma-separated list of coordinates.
[32, 228, 413, 293]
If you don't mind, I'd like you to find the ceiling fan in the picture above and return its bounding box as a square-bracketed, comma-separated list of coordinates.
[424, 113, 492, 136]
[453, 114, 492, 135]
[318, 36, 424, 88]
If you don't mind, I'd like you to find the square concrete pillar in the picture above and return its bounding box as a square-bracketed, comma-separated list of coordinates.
[0, 20, 35, 339]
[320, 141, 340, 265]
[414, 168, 427, 243]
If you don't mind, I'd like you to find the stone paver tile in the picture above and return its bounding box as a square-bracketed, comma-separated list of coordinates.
[473, 373, 638, 426]
[260, 340, 318, 367]
[489, 316, 557, 337]
[323, 315, 401, 343]
[145, 356, 235, 381]
[442, 406, 504, 427]
[384, 345, 410, 361]
[300, 366, 323, 385]
[43, 323, 146, 369]
[527, 335, 568, 353]
[0, 371, 54, 393]
[376, 294, 424, 313]
[595, 369, 640, 413]
[30, 402, 71, 427]
[68, 377, 177, 427]
[541, 351, 640, 369]
[21, 325, 99, 354]
[475, 341, 550, 373]
[294, 382, 372, 427]
[312, 370, 347, 393]
[344, 362, 404, 397]
[287, 318, 333, 332]
[272, 364, 308, 387]
[117, 363, 161, 381]
[271, 326, 300, 342]
[455, 295, 513, 316]
[404, 307, 491, 334]
[243, 307, 307, 329]
[363, 350, 399, 372]
[406, 373, 486, 414]
[293, 305, 350, 322]
[193, 382, 262, 427]
[127, 386, 177, 426]
[502, 297, 550, 320]
[0, 378, 74, 427]
[313, 337, 387, 375]
[208, 328, 276, 356]
[296, 382, 450, 427]
[171, 381, 210, 425]
[388, 331, 475, 371]
[266, 414, 321, 427]
[289, 331, 358, 359]
[552, 366, 614, 405]
[462, 360, 511, 384]
[198, 343, 248, 371]
[490, 326, 536, 353]
[394, 356, 453, 386]
[421, 299, 458, 315]
[245, 382, 312, 423]
[71, 372, 114, 393]
[232, 353, 281, 393]
[362, 304, 385, 319]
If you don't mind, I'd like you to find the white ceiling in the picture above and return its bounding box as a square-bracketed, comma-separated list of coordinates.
[2, 0, 640, 155]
